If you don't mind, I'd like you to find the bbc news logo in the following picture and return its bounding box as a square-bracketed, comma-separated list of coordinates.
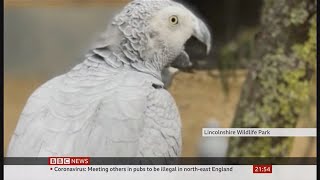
[48, 157, 90, 165]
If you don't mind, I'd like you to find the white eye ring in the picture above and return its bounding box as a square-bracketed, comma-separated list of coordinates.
[169, 15, 179, 25]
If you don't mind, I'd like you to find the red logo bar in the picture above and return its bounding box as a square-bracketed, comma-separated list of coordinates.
[48, 157, 90, 165]
[253, 165, 272, 173]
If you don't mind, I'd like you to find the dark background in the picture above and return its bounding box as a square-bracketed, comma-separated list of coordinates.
[181, 0, 262, 69]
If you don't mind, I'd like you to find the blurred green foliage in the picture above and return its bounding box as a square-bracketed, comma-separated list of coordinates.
[292, 14, 317, 126]
[227, 0, 316, 157]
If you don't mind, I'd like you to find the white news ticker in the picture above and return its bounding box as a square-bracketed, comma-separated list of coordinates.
[202, 128, 317, 137]
[4, 165, 316, 180]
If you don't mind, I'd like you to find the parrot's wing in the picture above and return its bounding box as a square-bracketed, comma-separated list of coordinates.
[137, 88, 182, 157]
[6, 62, 152, 157]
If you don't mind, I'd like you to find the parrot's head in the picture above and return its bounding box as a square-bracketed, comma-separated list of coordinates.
[148, 3, 211, 53]
[97, 0, 211, 79]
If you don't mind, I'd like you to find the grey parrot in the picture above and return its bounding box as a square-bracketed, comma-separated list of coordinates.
[7, 0, 211, 157]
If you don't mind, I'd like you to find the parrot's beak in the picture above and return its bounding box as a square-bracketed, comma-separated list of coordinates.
[171, 51, 195, 73]
[193, 17, 212, 55]
[171, 51, 192, 68]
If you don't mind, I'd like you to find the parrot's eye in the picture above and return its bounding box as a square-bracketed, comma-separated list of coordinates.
[169, 15, 179, 25]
